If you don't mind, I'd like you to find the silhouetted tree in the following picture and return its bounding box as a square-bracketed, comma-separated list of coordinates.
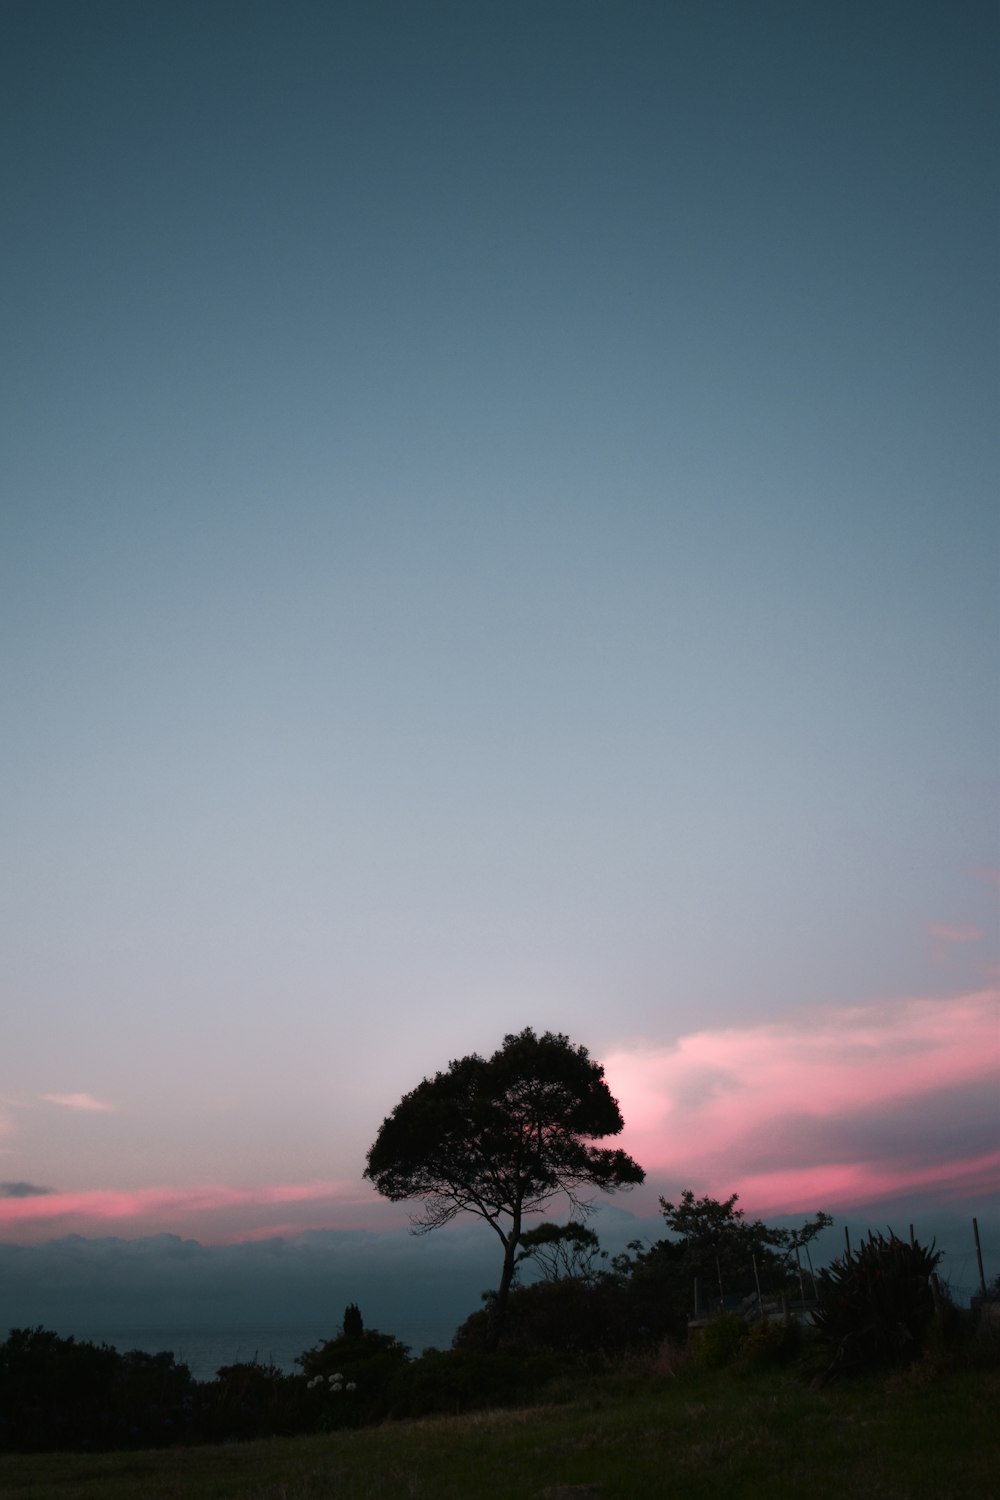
[657, 1191, 831, 1308]
[516, 1220, 607, 1284]
[608, 1192, 832, 1332]
[342, 1302, 364, 1338]
[780, 1210, 835, 1300]
[364, 1028, 644, 1349]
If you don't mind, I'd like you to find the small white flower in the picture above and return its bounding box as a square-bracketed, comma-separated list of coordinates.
[331, 1381, 343, 1392]
[345, 1381, 356, 1392]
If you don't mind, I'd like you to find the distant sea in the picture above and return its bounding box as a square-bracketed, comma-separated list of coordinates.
[56, 1315, 461, 1383]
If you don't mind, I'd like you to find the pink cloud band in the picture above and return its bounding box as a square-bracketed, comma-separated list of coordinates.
[0, 1180, 374, 1239]
[606, 989, 1000, 1216]
[4, 991, 996, 1243]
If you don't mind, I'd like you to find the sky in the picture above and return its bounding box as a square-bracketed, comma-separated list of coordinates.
[1, 0, 998, 1346]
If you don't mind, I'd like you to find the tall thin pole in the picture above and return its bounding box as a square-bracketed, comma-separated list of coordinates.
[752, 1253, 764, 1316]
[973, 1217, 988, 1299]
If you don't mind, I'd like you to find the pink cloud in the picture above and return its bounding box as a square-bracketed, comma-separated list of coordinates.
[606, 989, 1000, 1216]
[6, 991, 996, 1244]
[0, 1179, 386, 1243]
[729, 1150, 1000, 1217]
[928, 924, 984, 944]
[928, 923, 986, 966]
[41, 1093, 116, 1113]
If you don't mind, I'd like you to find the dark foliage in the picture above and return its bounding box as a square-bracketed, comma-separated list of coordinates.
[0, 1327, 196, 1452]
[455, 1280, 606, 1355]
[516, 1220, 607, 1283]
[609, 1234, 698, 1332]
[454, 1264, 686, 1357]
[387, 1346, 565, 1418]
[451, 1190, 824, 1359]
[810, 1231, 943, 1378]
[111, 1348, 199, 1446]
[692, 1311, 803, 1372]
[201, 1360, 304, 1443]
[295, 1326, 410, 1427]
[342, 1301, 364, 1338]
[655, 1191, 831, 1309]
[364, 1028, 644, 1348]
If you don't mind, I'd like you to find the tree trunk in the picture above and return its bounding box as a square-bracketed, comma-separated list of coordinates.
[485, 1210, 521, 1352]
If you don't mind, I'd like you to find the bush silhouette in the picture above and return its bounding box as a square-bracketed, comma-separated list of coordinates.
[0, 1328, 197, 1451]
[295, 1326, 409, 1427]
[811, 1231, 943, 1378]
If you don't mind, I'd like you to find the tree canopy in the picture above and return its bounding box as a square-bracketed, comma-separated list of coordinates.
[655, 1190, 832, 1308]
[516, 1220, 607, 1284]
[364, 1028, 644, 1347]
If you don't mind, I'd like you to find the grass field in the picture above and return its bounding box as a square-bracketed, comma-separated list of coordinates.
[1, 1364, 996, 1500]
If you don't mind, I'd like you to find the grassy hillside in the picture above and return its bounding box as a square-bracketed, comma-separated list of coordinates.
[1, 1364, 996, 1500]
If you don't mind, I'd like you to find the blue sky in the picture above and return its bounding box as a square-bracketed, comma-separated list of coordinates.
[1, 0, 997, 1320]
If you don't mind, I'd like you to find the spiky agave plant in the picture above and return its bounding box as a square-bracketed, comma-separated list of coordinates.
[811, 1231, 943, 1377]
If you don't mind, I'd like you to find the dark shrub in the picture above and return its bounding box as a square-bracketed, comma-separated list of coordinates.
[388, 1347, 564, 1419]
[201, 1359, 307, 1442]
[295, 1327, 410, 1427]
[109, 1348, 196, 1447]
[737, 1315, 802, 1371]
[454, 1273, 682, 1357]
[811, 1231, 943, 1378]
[0, 1327, 122, 1451]
[695, 1312, 747, 1370]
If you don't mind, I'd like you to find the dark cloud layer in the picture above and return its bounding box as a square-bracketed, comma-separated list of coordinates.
[0, 1181, 54, 1199]
[1, 1200, 996, 1379]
